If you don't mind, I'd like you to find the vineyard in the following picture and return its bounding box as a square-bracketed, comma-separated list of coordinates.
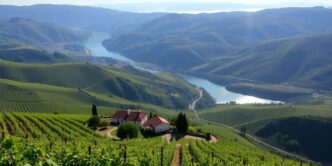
[0, 113, 308, 165]
[0, 79, 179, 116]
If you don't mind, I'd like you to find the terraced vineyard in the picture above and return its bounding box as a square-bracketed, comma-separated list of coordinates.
[0, 113, 308, 165]
[0, 113, 175, 165]
[0, 84, 50, 113]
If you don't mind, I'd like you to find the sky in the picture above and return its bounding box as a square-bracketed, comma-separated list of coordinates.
[0, 0, 331, 13]
[0, 0, 331, 5]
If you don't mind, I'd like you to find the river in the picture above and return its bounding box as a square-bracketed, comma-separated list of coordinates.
[83, 32, 281, 104]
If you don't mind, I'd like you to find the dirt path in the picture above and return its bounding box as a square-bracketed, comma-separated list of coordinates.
[96, 126, 119, 140]
[171, 144, 182, 166]
[163, 133, 218, 143]
[106, 127, 119, 140]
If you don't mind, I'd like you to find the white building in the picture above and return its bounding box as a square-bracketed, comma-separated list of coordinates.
[143, 116, 170, 134]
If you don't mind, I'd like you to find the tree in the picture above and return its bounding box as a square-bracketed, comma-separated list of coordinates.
[206, 132, 211, 140]
[92, 104, 98, 117]
[116, 122, 139, 139]
[148, 112, 153, 119]
[99, 119, 109, 129]
[240, 126, 247, 137]
[176, 112, 189, 133]
[87, 116, 100, 129]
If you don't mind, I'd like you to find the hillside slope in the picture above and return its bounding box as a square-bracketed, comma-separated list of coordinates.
[194, 33, 332, 92]
[0, 18, 89, 45]
[0, 60, 215, 109]
[0, 47, 71, 63]
[0, 18, 91, 57]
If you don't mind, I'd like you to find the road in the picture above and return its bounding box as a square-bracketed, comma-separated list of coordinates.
[188, 87, 313, 164]
[188, 87, 203, 120]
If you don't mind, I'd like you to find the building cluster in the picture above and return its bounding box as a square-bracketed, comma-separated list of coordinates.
[111, 110, 170, 134]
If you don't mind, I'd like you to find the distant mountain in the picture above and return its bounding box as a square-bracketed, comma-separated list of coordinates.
[0, 17, 92, 59]
[0, 18, 89, 45]
[0, 4, 165, 33]
[193, 32, 332, 93]
[98, 2, 263, 13]
[104, 7, 332, 69]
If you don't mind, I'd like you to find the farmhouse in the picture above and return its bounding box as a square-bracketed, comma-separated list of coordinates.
[143, 116, 170, 134]
[111, 110, 147, 127]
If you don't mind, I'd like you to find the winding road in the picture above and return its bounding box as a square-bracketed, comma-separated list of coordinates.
[188, 87, 203, 120]
[188, 87, 313, 164]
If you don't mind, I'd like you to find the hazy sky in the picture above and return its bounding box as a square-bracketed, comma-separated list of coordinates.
[1, 0, 331, 13]
[1, 0, 331, 6]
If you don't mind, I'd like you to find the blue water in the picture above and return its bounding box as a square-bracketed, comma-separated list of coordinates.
[180, 75, 281, 104]
[83, 32, 281, 104]
[83, 32, 135, 63]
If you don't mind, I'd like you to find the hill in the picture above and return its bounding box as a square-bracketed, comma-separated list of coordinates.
[0, 60, 215, 109]
[191, 32, 332, 101]
[104, 7, 332, 69]
[0, 18, 89, 45]
[0, 4, 165, 33]
[255, 117, 332, 164]
[0, 18, 91, 57]
[0, 47, 71, 63]
[197, 104, 332, 164]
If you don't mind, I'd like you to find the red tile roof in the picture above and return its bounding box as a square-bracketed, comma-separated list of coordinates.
[143, 116, 170, 128]
[127, 112, 147, 122]
[111, 110, 147, 122]
[111, 110, 128, 119]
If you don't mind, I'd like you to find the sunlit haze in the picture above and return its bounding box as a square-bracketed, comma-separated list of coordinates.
[0, 0, 331, 13]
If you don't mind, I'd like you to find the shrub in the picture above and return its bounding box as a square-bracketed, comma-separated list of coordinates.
[206, 133, 211, 141]
[99, 119, 109, 129]
[188, 126, 195, 134]
[116, 122, 139, 139]
[87, 117, 100, 129]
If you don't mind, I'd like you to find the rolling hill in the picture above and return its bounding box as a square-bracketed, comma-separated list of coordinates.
[104, 7, 332, 69]
[0, 60, 215, 109]
[0, 47, 71, 63]
[192, 32, 332, 100]
[0, 18, 89, 45]
[0, 18, 92, 57]
[197, 104, 332, 164]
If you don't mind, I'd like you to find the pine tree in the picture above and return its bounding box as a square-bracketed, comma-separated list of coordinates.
[176, 112, 189, 133]
[92, 104, 98, 117]
[182, 113, 188, 133]
[148, 112, 153, 119]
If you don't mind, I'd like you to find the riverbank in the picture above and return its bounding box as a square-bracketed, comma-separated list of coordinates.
[83, 32, 285, 105]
